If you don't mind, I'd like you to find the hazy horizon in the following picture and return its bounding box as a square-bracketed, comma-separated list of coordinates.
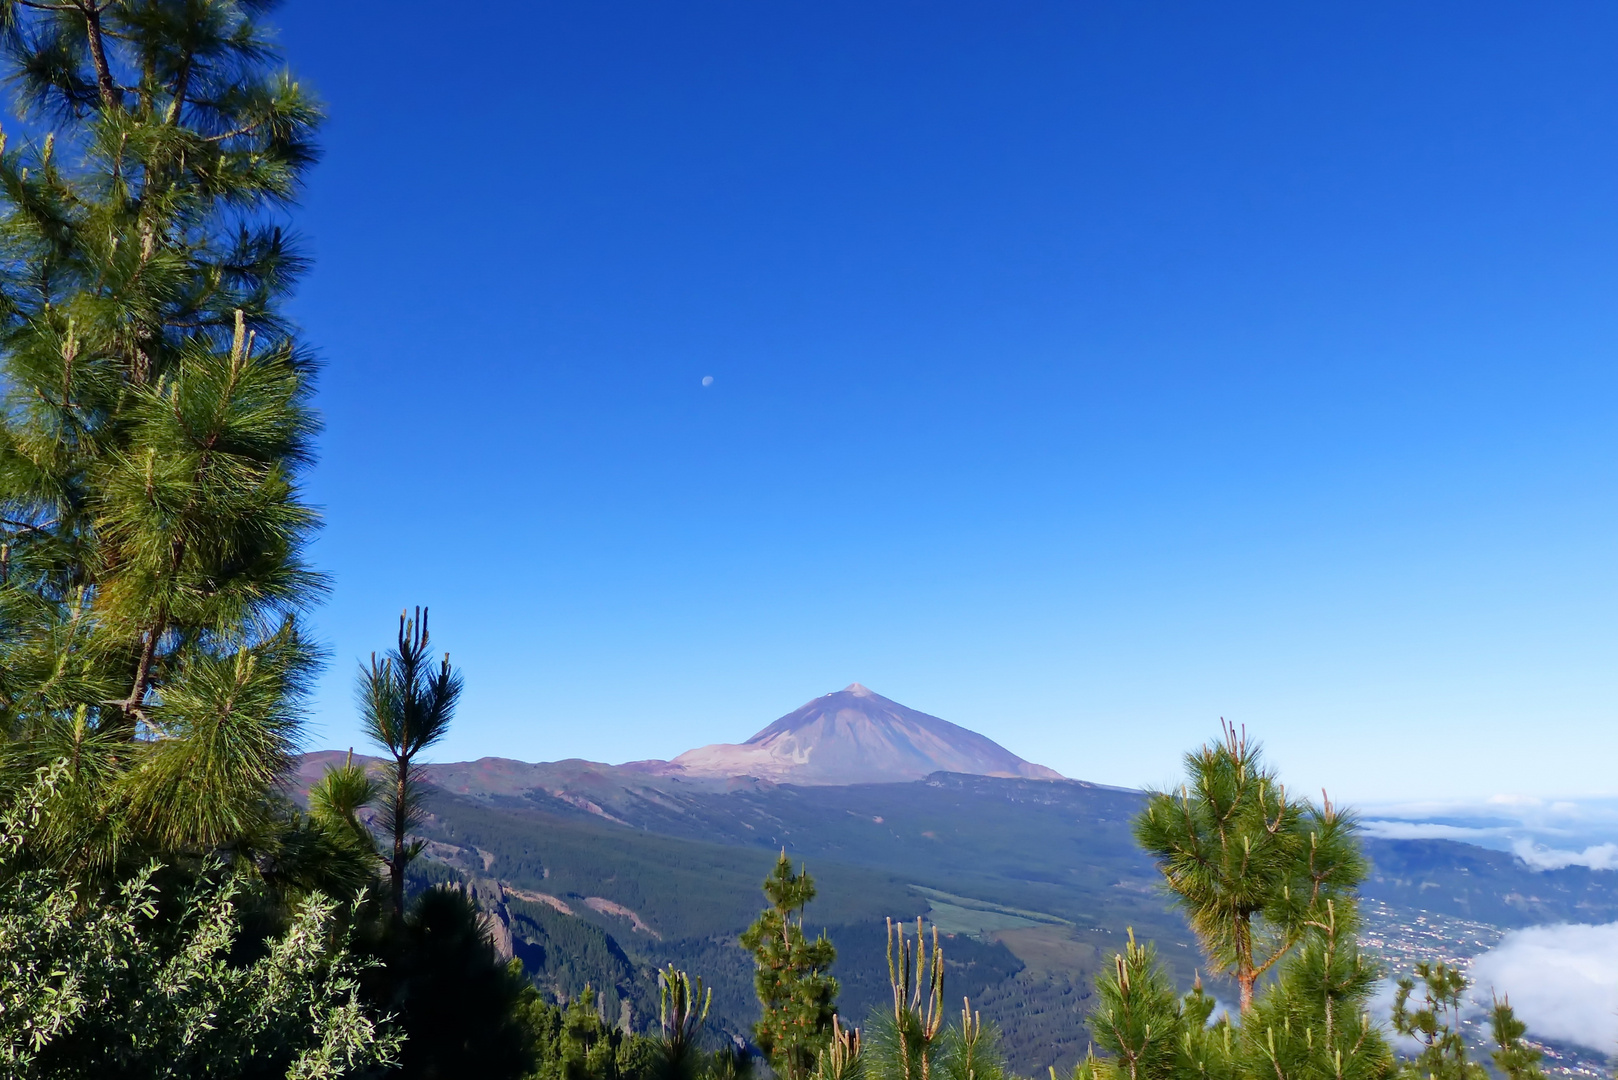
[308, 678, 1618, 815]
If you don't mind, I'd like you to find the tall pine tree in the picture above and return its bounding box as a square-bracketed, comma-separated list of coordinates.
[1075, 727, 1395, 1080]
[355, 606, 463, 919]
[742, 853, 840, 1080]
[0, 0, 324, 872]
[1133, 724, 1364, 1013]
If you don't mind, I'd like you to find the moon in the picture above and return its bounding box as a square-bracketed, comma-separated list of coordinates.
[701, 375, 714, 387]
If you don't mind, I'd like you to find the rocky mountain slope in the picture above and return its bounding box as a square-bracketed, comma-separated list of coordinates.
[641, 683, 1063, 784]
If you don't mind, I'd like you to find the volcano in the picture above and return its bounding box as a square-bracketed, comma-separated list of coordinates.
[660, 683, 1062, 785]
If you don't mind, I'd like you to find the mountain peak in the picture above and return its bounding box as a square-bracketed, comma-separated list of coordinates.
[668, 686, 1062, 785]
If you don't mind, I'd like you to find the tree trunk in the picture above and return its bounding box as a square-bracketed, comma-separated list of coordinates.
[390, 756, 409, 918]
[1237, 911, 1255, 1013]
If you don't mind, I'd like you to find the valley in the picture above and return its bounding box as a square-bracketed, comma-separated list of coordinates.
[296, 687, 1618, 1076]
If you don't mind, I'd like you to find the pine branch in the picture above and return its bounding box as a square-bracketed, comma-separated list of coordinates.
[78, 1, 121, 111]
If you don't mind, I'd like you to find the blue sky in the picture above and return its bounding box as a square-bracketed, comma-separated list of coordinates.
[275, 1, 1618, 802]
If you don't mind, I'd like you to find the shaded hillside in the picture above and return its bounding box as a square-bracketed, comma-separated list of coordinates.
[405, 787, 1076, 1064]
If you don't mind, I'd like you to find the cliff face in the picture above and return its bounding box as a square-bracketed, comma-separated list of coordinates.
[664, 683, 1063, 785]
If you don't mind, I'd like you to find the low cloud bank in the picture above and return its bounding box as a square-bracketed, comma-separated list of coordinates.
[1357, 795, 1618, 837]
[1360, 821, 1506, 842]
[1467, 923, 1618, 1051]
[1358, 820, 1618, 871]
[1510, 840, 1618, 871]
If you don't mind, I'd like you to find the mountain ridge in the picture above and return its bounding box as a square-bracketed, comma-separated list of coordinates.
[304, 684, 1060, 789]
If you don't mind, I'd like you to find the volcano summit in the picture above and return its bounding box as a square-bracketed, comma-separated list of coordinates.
[655, 683, 1063, 785]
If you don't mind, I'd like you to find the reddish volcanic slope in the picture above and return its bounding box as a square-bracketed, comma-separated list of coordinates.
[662, 683, 1062, 785]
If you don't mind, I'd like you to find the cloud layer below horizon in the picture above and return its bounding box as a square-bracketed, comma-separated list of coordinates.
[1359, 821, 1509, 842]
[1357, 794, 1618, 870]
[1468, 923, 1618, 1051]
[1509, 840, 1618, 871]
[1359, 816, 1618, 870]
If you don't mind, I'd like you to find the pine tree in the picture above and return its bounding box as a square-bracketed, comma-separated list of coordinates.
[868, 917, 948, 1080]
[1486, 995, 1545, 1080]
[1133, 724, 1364, 1013]
[653, 964, 712, 1080]
[1239, 898, 1390, 1080]
[816, 1018, 864, 1080]
[1389, 964, 1484, 1080]
[1168, 977, 1239, 1080]
[372, 885, 541, 1080]
[0, 0, 324, 871]
[1076, 727, 1394, 1080]
[940, 1000, 1006, 1080]
[1080, 930, 1188, 1080]
[290, 748, 381, 900]
[741, 853, 841, 1080]
[342, 611, 564, 1080]
[1077, 908, 1391, 1080]
[1387, 964, 1541, 1080]
[531, 984, 658, 1080]
[355, 606, 463, 918]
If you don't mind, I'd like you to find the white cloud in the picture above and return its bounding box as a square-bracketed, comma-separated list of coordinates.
[1468, 923, 1618, 1052]
[1511, 840, 1618, 871]
[1360, 820, 1507, 841]
[1357, 794, 1618, 832]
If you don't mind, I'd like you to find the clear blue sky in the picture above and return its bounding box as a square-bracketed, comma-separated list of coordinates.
[276, 1, 1618, 802]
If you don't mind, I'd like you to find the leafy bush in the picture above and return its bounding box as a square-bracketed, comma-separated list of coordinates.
[0, 765, 399, 1079]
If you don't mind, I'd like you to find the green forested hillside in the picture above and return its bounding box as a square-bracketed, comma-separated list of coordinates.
[369, 760, 1615, 1076]
[390, 771, 1208, 1075]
